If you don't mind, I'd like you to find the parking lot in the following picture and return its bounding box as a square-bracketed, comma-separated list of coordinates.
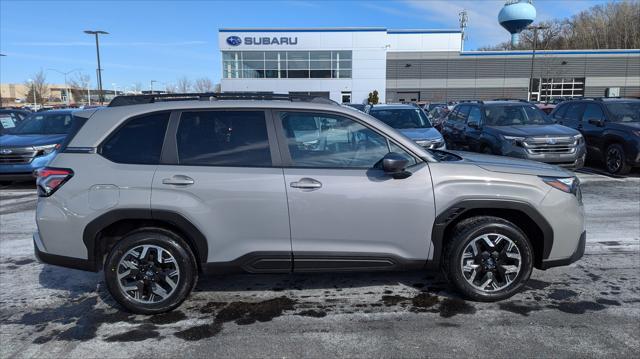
[0, 169, 639, 358]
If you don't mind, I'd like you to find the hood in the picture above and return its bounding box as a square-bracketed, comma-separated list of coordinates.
[0, 134, 67, 148]
[451, 150, 574, 177]
[399, 127, 443, 140]
[487, 124, 579, 137]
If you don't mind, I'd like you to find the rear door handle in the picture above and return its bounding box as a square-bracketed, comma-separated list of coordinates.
[162, 175, 195, 186]
[290, 177, 322, 190]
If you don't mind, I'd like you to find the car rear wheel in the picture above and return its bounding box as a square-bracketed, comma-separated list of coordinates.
[605, 144, 631, 175]
[104, 228, 198, 314]
[444, 216, 533, 302]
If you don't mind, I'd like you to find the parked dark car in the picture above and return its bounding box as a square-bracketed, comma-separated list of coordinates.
[343, 103, 366, 112]
[0, 109, 83, 183]
[366, 104, 446, 149]
[549, 98, 640, 174]
[441, 100, 586, 169]
[0, 109, 31, 135]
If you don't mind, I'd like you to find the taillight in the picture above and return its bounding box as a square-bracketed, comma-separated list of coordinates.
[34, 167, 74, 197]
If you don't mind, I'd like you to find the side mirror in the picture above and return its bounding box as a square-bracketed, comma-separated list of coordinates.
[468, 121, 480, 129]
[588, 118, 604, 127]
[379, 152, 411, 179]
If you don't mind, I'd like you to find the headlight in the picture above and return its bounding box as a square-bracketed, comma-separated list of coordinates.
[541, 176, 581, 201]
[573, 134, 584, 144]
[33, 144, 60, 156]
[502, 135, 525, 146]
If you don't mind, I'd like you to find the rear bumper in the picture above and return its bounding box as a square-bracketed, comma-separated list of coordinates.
[33, 232, 98, 272]
[539, 231, 586, 269]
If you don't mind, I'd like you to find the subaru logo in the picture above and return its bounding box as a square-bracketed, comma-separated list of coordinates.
[546, 138, 557, 145]
[0, 149, 12, 155]
[226, 36, 242, 46]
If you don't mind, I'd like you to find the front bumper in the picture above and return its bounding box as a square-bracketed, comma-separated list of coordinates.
[501, 142, 586, 168]
[539, 231, 586, 269]
[33, 232, 97, 272]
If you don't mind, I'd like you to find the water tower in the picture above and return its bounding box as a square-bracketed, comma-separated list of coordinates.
[499, 0, 536, 47]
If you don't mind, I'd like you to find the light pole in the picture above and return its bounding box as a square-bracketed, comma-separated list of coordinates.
[112, 83, 118, 96]
[0, 54, 5, 107]
[47, 68, 80, 106]
[527, 25, 549, 101]
[150, 80, 157, 94]
[84, 30, 108, 104]
[27, 78, 37, 110]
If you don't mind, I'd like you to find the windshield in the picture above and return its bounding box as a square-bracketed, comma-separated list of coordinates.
[484, 105, 552, 126]
[12, 113, 76, 135]
[369, 108, 432, 129]
[605, 102, 640, 122]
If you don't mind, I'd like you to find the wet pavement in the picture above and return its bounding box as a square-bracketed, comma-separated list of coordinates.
[0, 170, 639, 358]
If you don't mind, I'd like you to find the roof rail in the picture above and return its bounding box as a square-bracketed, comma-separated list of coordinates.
[108, 92, 339, 107]
[491, 98, 531, 103]
[458, 100, 484, 104]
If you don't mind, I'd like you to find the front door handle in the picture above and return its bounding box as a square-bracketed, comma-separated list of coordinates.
[290, 177, 322, 190]
[162, 175, 195, 186]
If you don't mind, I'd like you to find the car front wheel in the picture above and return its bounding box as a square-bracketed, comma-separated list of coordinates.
[605, 143, 631, 175]
[104, 228, 198, 314]
[444, 216, 533, 302]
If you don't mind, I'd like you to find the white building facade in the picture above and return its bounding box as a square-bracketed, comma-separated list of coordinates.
[218, 28, 463, 104]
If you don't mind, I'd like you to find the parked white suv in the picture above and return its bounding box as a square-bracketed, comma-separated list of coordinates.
[33, 93, 586, 314]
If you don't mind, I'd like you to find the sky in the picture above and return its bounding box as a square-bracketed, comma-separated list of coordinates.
[0, 0, 608, 91]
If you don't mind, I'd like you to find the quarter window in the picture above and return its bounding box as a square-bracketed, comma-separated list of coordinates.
[176, 111, 272, 167]
[101, 112, 170, 164]
[280, 112, 409, 168]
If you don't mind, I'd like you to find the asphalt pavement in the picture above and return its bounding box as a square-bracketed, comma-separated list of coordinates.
[0, 169, 638, 358]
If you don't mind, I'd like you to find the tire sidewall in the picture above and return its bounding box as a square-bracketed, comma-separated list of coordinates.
[104, 229, 197, 314]
[605, 144, 625, 174]
[448, 221, 533, 301]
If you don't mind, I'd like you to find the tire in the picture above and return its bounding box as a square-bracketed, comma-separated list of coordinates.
[481, 145, 493, 155]
[605, 143, 632, 175]
[104, 228, 198, 314]
[444, 216, 534, 302]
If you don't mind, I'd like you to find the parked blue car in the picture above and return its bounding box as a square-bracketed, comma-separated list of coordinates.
[0, 109, 80, 183]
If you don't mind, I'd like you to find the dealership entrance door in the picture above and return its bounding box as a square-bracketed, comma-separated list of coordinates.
[397, 92, 420, 103]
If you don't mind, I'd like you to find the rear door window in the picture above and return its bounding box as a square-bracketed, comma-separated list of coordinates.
[466, 106, 482, 125]
[176, 110, 272, 167]
[564, 103, 585, 122]
[582, 104, 605, 122]
[101, 112, 170, 164]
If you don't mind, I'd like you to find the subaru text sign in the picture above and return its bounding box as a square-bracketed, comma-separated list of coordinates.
[226, 35, 298, 46]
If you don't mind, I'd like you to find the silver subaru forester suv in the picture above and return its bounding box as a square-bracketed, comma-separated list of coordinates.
[33, 93, 586, 314]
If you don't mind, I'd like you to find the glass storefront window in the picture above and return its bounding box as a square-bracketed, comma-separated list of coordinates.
[222, 51, 353, 79]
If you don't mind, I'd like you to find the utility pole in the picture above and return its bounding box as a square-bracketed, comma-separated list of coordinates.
[459, 10, 468, 52]
[527, 25, 549, 101]
[84, 30, 109, 104]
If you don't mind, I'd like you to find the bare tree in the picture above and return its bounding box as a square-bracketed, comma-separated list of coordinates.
[480, 1, 640, 50]
[133, 82, 143, 94]
[68, 73, 91, 104]
[176, 76, 192, 93]
[164, 83, 177, 93]
[24, 70, 49, 104]
[193, 77, 214, 92]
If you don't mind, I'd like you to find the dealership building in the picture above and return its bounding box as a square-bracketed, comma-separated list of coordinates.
[218, 28, 640, 104]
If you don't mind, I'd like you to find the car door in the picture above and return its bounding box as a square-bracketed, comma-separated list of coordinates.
[581, 103, 607, 156]
[151, 109, 292, 271]
[275, 110, 436, 271]
[463, 105, 483, 152]
[558, 102, 585, 130]
[451, 105, 470, 149]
